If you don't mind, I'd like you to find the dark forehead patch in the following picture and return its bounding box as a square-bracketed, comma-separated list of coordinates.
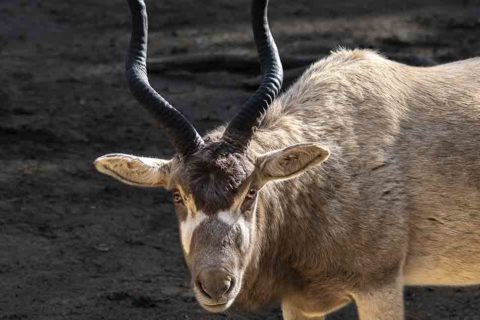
[187, 142, 254, 214]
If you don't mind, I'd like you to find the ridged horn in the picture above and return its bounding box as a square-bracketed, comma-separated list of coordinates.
[126, 0, 204, 157]
[222, 0, 283, 151]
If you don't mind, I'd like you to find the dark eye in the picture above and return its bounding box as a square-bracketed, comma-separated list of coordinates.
[246, 188, 257, 199]
[241, 188, 258, 213]
[172, 191, 183, 204]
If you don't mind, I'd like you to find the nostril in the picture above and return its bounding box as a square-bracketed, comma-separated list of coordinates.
[219, 277, 232, 296]
[225, 277, 234, 295]
[196, 278, 212, 299]
[196, 269, 234, 300]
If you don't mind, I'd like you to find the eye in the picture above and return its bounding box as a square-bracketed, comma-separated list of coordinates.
[172, 191, 183, 204]
[246, 188, 257, 199]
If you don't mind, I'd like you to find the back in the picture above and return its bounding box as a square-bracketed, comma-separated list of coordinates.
[257, 50, 480, 285]
[399, 58, 480, 284]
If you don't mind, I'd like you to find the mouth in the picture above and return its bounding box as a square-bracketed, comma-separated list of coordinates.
[200, 300, 234, 313]
[194, 286, 237, 313]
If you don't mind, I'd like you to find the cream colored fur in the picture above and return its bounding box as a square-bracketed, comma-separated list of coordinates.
[95, 49, 480, 319]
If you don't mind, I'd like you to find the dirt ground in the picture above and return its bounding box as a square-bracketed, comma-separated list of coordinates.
[1, 0, 480, 319]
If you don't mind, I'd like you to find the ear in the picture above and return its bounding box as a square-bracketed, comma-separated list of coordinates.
[94, 153, 172, 188]
[256, 143, 330, 182]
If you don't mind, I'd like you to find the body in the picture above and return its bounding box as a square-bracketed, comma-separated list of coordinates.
[94, 1, 480, 319]
[227, 49, 480, 317]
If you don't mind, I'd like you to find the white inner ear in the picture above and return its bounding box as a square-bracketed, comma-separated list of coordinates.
[94, 153, 171, 187]
[180, 210, 208, 255]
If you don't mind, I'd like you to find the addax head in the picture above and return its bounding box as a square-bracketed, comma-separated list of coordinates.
[94, 0, 329, 313]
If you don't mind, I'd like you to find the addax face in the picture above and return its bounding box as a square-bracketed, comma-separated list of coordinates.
[94, 141, 330, 312]
[170, 145, 258, 312]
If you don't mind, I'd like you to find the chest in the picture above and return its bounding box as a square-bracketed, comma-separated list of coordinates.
[282, 289, 351, 318]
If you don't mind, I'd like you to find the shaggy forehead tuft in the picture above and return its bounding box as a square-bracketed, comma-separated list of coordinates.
[187, 142, 254, 214]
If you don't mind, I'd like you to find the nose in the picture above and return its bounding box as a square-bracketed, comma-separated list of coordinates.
[196, 268, 233, 301]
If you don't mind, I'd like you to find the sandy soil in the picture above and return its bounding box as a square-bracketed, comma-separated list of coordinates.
[1, 0, 479, 319]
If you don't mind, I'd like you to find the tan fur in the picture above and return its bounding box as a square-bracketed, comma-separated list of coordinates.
[95, 49, 480, 319]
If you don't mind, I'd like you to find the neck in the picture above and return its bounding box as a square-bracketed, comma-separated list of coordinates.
[234, 149, 356, 312]
[226, 99, 355, 311]
[233, 188, 287, 311]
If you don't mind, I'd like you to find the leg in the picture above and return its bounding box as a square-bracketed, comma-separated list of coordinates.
[282, 301, 325, 320]
[352, 275, 404, 320]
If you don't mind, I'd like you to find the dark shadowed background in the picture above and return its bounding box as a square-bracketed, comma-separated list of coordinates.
[1, 0, 479, 319]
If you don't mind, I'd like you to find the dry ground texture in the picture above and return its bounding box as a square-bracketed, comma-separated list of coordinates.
[1, 0, 480, 319]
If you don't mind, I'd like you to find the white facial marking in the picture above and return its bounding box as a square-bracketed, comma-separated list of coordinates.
[217, 210, 236, 225]
[180, 210, 207, 255]
[216, 210, 251, 252]
[237, 215, 251, 252]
